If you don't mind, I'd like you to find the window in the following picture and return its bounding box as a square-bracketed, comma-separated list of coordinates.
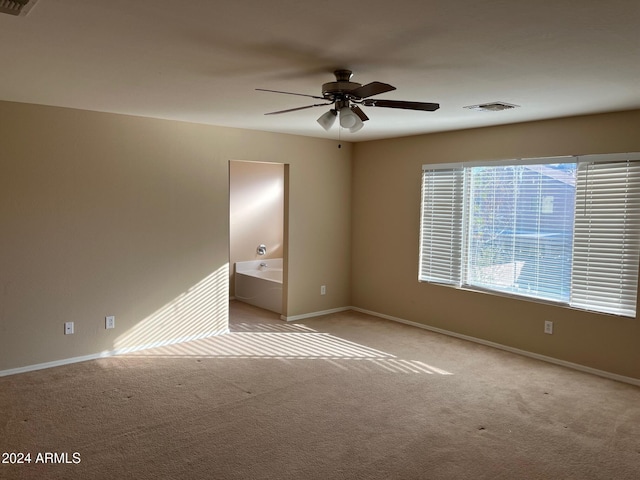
[419, 153, 640, 317]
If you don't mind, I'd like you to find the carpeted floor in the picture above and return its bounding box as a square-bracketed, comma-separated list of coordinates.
[1, 301, 639, 479]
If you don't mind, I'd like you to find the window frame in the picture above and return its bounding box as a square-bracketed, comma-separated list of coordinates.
[418, 153, 640, 318]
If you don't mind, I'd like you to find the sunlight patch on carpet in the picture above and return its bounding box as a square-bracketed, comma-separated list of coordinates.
[121, 322, 453, 375]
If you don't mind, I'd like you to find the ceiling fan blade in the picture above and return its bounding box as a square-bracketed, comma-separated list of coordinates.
[351, 105, 369, 121]
[362, 99, 440, 111]
[256, 88, 326, 100]
[349, 81, 396, 99]
[264, 103, 332, 115]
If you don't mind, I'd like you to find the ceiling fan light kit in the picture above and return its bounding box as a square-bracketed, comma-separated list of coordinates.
[317, 109, 337, 130]
[258, 70, 440, 133]
[339, 107, 357, 128]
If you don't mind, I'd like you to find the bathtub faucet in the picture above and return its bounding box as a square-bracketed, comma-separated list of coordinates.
[260, 262, 267, 267]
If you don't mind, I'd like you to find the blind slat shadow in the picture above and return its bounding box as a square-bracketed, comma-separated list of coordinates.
[121, 322, 454, 376]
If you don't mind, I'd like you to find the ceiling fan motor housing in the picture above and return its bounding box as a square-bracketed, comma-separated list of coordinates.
[322, 81, 362, 96]
[322, 70, 361, 100]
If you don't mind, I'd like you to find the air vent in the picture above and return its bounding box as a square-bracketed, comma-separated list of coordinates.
[0, 0, 39, 16]
[464, 102, 520, 112]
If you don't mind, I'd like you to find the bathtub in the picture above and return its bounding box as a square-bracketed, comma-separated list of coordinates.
[234, 258, 283, 314]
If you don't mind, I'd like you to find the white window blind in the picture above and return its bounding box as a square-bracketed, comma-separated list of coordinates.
[419, 167, 464, 285]
[419, 153, 640, 318]
[466, 164, 575, 302]
[571, 159, 640, 316]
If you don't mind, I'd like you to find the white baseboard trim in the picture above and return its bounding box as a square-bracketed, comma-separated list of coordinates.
[5, 304, 638, 387]
[0, 353, 113, 378]
[0, 328, 229, 378]
[351, 307, 640, 387]
[108, 328, 230, 356]
[281, 306, 351, 322]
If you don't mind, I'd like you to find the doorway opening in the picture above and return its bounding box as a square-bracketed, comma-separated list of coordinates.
[229, 160, 288, 317]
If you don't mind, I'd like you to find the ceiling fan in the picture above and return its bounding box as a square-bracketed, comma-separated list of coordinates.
[256, 69, 440, 133]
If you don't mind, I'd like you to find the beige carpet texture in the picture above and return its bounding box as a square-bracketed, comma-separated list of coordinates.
[1, 301, 639, 479]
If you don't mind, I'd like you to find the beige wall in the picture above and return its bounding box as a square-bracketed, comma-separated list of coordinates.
[352, 110, 640, 381]
[0, 101, 352, 372]
[3, 98, 638, 382]
[229, 161, 285, 298]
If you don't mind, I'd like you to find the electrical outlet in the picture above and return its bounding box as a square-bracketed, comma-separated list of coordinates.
[64, 322, 74, 335]
[544, 320, 553, 335]
[320, 285, 326, 295]
[105, 315, 115, 329]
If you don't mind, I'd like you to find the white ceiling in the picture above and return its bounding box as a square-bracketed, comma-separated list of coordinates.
[1, 0, 639, 141]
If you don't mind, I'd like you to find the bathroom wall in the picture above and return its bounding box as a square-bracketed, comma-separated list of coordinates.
[229, 161, 285, 297]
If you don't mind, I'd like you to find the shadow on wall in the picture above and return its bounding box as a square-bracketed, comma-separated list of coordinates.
[112, 264, 229, 354]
